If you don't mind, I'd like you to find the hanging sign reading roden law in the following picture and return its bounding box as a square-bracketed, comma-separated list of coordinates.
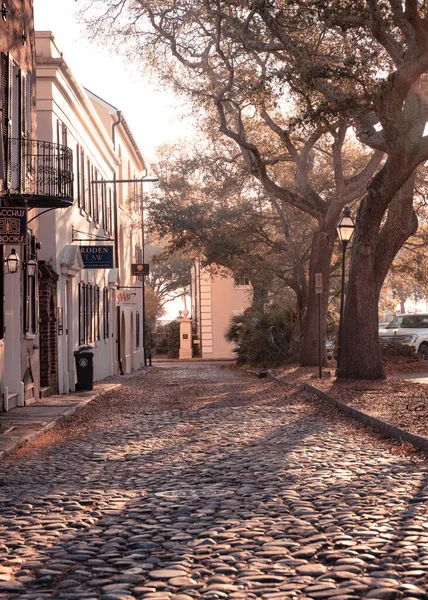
[79, 245, 114, 269]
[0, 208, 27, 245]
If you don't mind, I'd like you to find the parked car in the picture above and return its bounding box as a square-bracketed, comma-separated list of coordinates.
[378, 313, 428, 359]
[326, 339, 335, 359]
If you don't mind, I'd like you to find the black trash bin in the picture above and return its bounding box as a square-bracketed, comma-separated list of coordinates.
[74, 345, 94, 391]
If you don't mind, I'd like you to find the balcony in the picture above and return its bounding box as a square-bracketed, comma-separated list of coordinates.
[2, 138, 74, 208]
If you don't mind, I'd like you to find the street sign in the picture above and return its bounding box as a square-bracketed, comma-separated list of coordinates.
[131, 263, 150, 276]
[315, 272, 322, 294]
[79, 245, 114, 269]
[0, 208, 27, 244]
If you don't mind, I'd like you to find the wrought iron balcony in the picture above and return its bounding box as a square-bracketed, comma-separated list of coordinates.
[2, 138, 74, 208]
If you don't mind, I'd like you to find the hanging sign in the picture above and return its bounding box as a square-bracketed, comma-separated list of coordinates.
[117, 291, 137, 305]
[131, 263, 150, 276]
[0, 208, 27, 245]
[80, 245, 114, 269]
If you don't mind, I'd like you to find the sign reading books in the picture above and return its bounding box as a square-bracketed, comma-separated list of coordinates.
[131, 263, 150, 276]
[0, 208, 27, 245]
[79, 245, 114, 269]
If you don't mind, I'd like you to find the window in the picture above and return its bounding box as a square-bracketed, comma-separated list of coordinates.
[80, 147, 86, 211]
[103, 287, 109, 338]
[136, 311, 140, 348]
[79, 282, 85, 344]
[101, 180, 106, 231]
[107, 188, 112, 234]
[0, 246, 4, 339]
[233, 274, 251, 288]
[79, 282, 100, 344]
[2, 52, 13, 189]
[87, 159, 92, 217]
[76, 144, 81, 207]
[95, 285, 100, 341]
[24, 233, 38, 335]
[1, 54, 30, 191]
[93, 169, 100, 224]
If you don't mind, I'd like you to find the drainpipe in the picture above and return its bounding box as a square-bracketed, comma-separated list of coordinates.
[112, 110, 122, 150]
[113, 110, 123, 374]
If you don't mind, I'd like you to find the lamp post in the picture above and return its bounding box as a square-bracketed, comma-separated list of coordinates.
[336, 207, 355, 374]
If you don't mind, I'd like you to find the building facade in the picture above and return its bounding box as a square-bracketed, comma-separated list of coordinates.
[1, 2, 74, 410]
[191, 260, 253, 359]
[35, 31, 146, 394]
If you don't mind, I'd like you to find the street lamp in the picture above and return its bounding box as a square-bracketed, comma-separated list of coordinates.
[4, 249, 20, 274]
[336, 207, 355, 373]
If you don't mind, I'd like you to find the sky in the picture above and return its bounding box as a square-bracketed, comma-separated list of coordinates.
[33, 0, 192, 166]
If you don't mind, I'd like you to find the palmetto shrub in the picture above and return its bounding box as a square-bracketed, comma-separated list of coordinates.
[226, 305, 301, 368]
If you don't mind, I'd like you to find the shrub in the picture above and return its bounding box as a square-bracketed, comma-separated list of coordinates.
[380, 342, 418, 359]
[167, 321, 180, 358]
[226, 304, 301, 368]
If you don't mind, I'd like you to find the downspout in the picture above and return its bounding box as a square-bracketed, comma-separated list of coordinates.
[112, 111, 124, 374]
[112, 110, 122, 151]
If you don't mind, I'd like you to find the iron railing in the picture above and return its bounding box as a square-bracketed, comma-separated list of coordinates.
[4, 138, 74, 207]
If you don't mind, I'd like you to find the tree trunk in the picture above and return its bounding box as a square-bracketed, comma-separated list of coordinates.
[337, 164, 417, 379]
[300, 229, 335, 366]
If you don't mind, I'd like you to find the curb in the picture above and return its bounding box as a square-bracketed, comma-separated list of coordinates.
[268, 371, 428, 452]
[0, 383, 122, 462]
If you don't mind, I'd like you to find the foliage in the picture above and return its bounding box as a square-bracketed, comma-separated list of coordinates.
[167, 321, 180, 359]
[81, 0, 428, 378]
[380, 343, 418, 359]
[144, 237, 191, 319]
[226, 305, 301, 368]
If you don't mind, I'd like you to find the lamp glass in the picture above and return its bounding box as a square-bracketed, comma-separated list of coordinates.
[26, 258, 37, 277]
[336, 210, 355, 243]
[5, 249, 20, 274]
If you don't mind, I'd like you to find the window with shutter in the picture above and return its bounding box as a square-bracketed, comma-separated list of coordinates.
[87, 159, 92, 217]
[76, 144, 81, 207]
[19, 70, 27, 192]
[79, 282, 85, 344]
[103, 287, 109, 338]
[80, 148, 86, 211]
[0, 246, 4, 339]
[1, 53, 12, 189]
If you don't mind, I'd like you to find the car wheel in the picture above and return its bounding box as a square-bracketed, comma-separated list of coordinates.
[418, 342, 428, 360]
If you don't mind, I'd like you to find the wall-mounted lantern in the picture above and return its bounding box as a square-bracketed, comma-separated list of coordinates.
[22, 30, 27, 46]
[25, 257, 37, 277]
[4, 248, 20, 274]
[2, 3, 7, 21]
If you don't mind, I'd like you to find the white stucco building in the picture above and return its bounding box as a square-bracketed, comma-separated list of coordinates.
[35, 32, 146, 393]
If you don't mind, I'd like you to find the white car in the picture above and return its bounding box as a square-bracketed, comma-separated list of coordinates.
[379, 313, 428, 359]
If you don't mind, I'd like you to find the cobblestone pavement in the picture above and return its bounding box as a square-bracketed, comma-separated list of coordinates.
[0, 363, 427, 600]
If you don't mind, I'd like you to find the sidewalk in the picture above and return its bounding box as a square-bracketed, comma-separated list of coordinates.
[0, 369, 150, 461]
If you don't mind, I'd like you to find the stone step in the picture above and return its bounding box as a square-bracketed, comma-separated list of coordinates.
[39, 387, 52, 399]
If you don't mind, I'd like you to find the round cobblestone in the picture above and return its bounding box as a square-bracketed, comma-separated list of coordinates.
[0, 363, 427, 599]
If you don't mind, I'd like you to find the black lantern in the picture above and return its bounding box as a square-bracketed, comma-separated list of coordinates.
[5, 248, 20, 274]
[336, 207, 355, 244]
[2, 3, 8, 20]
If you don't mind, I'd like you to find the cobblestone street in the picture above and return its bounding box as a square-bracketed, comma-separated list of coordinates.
[0, 363, 427, 600]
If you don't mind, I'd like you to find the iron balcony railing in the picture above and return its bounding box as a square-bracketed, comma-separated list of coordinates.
[4, 138, 74, 208]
